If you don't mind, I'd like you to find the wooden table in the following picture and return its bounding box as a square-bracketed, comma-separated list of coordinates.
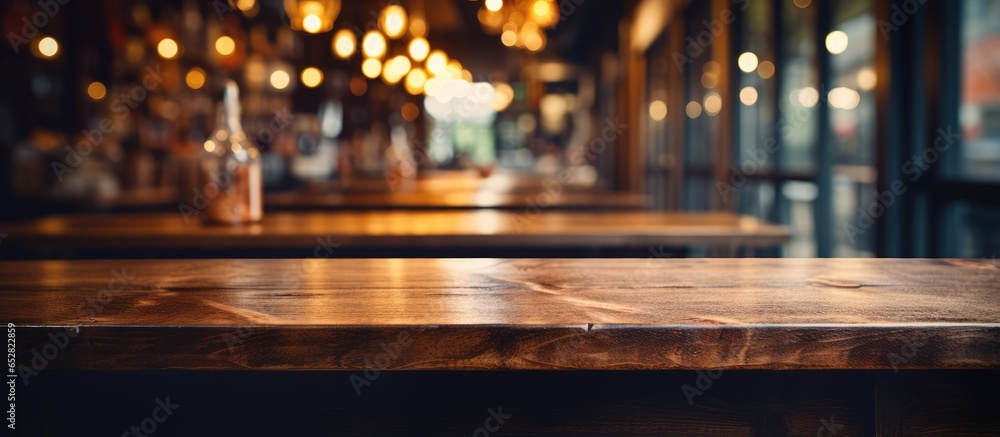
[3, 258, 999, 434]
[1, 210, 789, 258]
[263, 191, 649, 210]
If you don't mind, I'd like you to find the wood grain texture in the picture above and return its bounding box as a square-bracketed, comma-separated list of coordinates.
[3, 258, 998, 371]
[0, 210, 789, 253]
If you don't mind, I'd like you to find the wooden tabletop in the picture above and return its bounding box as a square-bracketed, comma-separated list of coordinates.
[4, 258, 998, 371]
[1, 210, 789, 254]
[295, 170, 605, 194]
[263, 191, 649, 210]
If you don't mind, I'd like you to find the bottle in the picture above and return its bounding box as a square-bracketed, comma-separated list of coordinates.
[199, 80, 263, 224]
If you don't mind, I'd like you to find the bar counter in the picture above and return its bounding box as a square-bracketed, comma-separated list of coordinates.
[1, 210, 789, 258]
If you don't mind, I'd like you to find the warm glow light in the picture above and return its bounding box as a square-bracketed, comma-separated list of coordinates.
[379, 5, 408, 39]
[757, 61, 775, 79]
[125, 38, 144, 63]
[235, 0, 255, 11]
[333, 29, 355, 58]
[270, 69, 291, 89]
[423, 78, 443, 96]
[828, 87, 860, 109]
[362, 58, 382, 78]
[404, 68, 427, 95]
[349, 76, 367, 96]
[704, 60, 721, 75]
[408, 37, 430, 62]
[737, 52, 758, 73]
[491, 82, 514, 111]
[383, 56, 411, 84]
[157, 38, 179, 59]
[524, 28, 545, 51]
[401, 102, 420, 121]
[87, 82, 107, 100]
[409, 17, 427, 38]
[685, 101, 702, 118]
[501, 30, 517, 47]
[185, 67, 206, 89]
[701, 72, 719, 89]
[794, 0, 812, 7]
[530, 0, 557, 27]
[246, 59, 267, 87]
[740, 86, 758, 106]
[485, 0, 503, 12]
[215, 36, 236, 55]
[37, 36, 58, 57]
[426, 50, 448, 75]
[533, 0, 550, 16]
[362, 31, 387, 58]
[704, 92, 722, 116]
[445, 60, 463, 78]
[826, 30, 849, 54]
[391, 55, 412, 76]
[301, 67, 323, 88]
[285, 0, 339, 33]
[702, 61, 720, 88]
[857, 67, 877, 91]
[798, 87, 819, 107]
[648, 100, 667, 121]
[302, 14, 322, 33]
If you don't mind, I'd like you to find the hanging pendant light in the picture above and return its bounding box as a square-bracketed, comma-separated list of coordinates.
[283, 0, 341, 34]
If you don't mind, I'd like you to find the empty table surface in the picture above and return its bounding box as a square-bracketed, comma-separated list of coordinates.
[3, 258, 998, 371]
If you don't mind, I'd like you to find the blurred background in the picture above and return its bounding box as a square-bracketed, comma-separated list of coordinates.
[0, 0, 998, 258]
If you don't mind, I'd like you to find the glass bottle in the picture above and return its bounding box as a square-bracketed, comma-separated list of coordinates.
[199, 80, 263, 224]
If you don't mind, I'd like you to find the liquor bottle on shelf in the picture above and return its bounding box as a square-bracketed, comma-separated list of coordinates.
[199, 80, 263, 224]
